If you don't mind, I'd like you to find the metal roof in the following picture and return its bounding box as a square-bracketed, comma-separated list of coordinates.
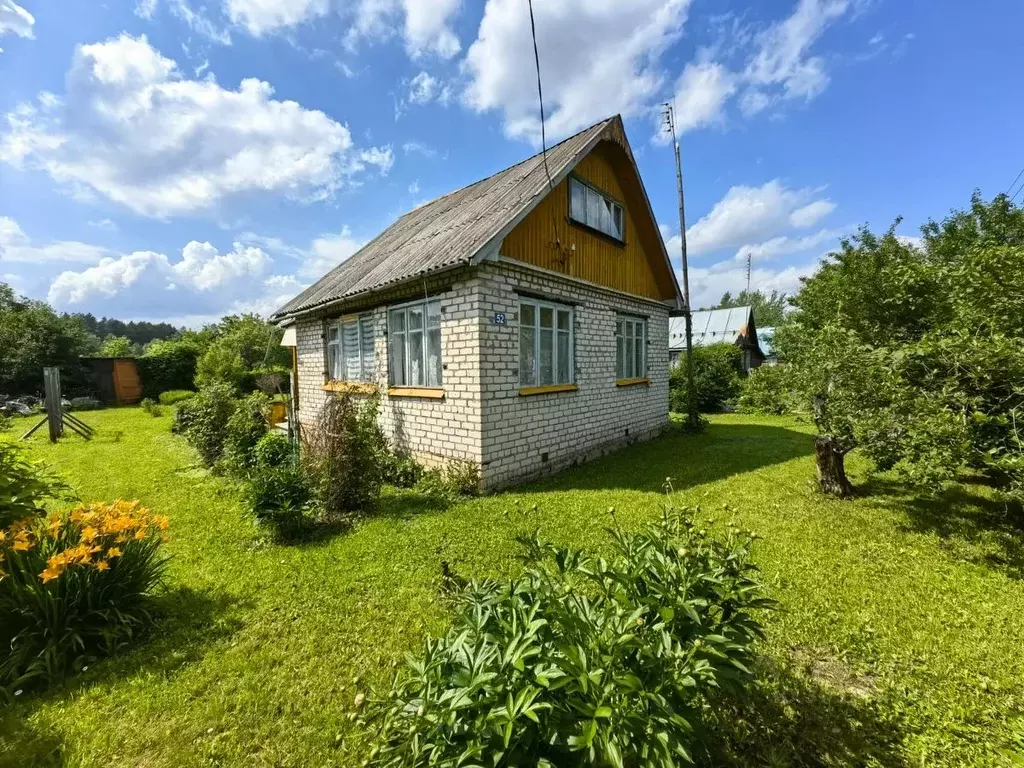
[272, 115, 678, 320]
[668, 306, 753, 351]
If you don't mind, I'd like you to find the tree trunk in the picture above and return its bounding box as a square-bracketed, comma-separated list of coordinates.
[815, 436, 853, 497]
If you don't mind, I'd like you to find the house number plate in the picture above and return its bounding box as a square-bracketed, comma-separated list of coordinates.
[492, 313, 507, 325]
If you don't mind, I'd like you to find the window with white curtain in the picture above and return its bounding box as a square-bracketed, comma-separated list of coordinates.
[569, 177, 624, 241]
[615, 315, 647, 380]
[388, 299, 442, 387]
[519, 298, 574, 387]
[326, 313, 375, 382]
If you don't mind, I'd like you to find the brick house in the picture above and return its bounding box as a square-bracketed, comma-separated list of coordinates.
[271, 115, 683, 490]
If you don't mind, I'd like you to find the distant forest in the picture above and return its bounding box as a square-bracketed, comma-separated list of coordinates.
[67, 314, 182, 346]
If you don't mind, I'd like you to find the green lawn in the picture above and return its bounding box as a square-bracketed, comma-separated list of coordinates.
[2, 409, 1024, 766]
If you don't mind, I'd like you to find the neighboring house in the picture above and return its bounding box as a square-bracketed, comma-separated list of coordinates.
[668, 306, 765, 373]
[271, 115, 683, 490]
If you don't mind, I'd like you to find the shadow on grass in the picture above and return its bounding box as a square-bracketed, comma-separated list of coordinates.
[864, 477, 1024, 579]
[712, 655, 907, 767]
[0, 585, 248, 765]
[525, 422, 814, 495]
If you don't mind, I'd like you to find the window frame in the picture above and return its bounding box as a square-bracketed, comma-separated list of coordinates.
[615, 314, 648, 382]
[518, 297, 575, 391]
[567, 175, 626, 244]
[325, 312, 375, 384]
[387, 297, 443, 390]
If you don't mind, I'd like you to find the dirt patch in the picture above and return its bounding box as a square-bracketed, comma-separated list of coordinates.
[791, 646, 878, 700]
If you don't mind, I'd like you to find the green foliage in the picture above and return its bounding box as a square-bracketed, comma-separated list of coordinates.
[0, 442, 68, 529]
[302, 394, 388, 521]
[366, 508, 773, 766]
[737, 364, 796, 415]
[244, 464, 313, 542]
[137, 339, 201, 398]
[252, 432, 293, 469]
[0, 282, 99, 397]
[0, 501, 167, 692]
[157, 389, 196, 406]
[70, 314, 180, 348]
[221, 393, 270, 474]
[194, 315, 290, 393]
[380, 451, 423, 489]
[669, 344, 743, 413]
[139, 398, 163, 418]
[173, 382, 238, 467]
[414, 461, 480, 504]
[785, 193, 1024, 499]
[711, 289, 789, 328]
[97, 336, 137, 358]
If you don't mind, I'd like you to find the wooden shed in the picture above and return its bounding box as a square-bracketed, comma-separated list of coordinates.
[81, 357, 144, 405]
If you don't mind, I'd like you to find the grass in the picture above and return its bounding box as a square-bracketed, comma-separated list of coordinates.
[2, 408, 1024, 766]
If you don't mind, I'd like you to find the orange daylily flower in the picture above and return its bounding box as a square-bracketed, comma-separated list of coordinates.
[106, 546, 122, 558]
[95, 560, 110, 572]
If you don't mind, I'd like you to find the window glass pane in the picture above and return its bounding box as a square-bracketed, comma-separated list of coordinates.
[539, 329, 554, 385]
[426, 327, 442, 387]
[408, 306, 423, 332]
[540, 306, 553, 329]
[613, 204, 623, 239]
[586, 187, 601, 228]
[557, 310, 569, 331]
[635, 325, 644, 377]
[557, 331, 570, 383]
[520, 302, 535, 327]
[625, 334, 634, 379]
[328, 326, 339, 342]
[600, 198, 614, 235]
[426, 301, 441, 329]
[409, 330, 424, 386]
[359, 316, 375, 381]
[570, 179, 586, 222]
[389, 332, 406, 386]
[328, 342, 340, 380]
[616, 334, 624, 379]
[389, 309, 405, 333]
[342, 320, 360, 380]
[520, 326, 536, 386]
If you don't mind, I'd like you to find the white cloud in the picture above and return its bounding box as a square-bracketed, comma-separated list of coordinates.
[408, 71, 452, 106]
[134, 0, 158, 19]
[0, 0, 34, 40]
[0, 215, 113, 264]
[687, 258, 819, 310]
[732, 227, 845, 263]
[168, 0, 233, 45]
[88, 218, 119, 231]
[669, 58, 736, 134]
[0, 34, 390, 218]
[401, 140, 437, 158]
[237, 227, 365, 280]
[347, 0, 462, 60]
[897, 234, 924, 250]
[789, 199, 835, 228]
[408, 180, 419, 195]
[225, 0, 329, 36]
[463, 0, 690, 142]
[686, 180, 829, 255]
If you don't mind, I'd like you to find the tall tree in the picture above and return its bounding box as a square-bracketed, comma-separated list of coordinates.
[711, 289, 788, 328]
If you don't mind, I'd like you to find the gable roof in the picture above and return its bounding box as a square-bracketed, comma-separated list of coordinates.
[669, 306, 755, 351]
[272, 115, 681, 320]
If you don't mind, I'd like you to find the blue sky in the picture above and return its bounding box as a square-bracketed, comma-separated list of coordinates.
[0, 0, 1020, 325]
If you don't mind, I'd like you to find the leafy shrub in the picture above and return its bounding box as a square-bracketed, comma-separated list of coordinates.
[0, 442, 68, 529]
[365, 508, 774, 765]
[244, 465, 313, 542]
[253, 432, 294, 469]
[0, 501, 168, 691]
[380, 451, 423, 489]
[670, 344, 743, 413]
[173, 382, 237, 467]
[137, 340, 200, 397]
[195, 344, 249, 393]
[158, 389, 196, 406]
[302, 393, 387, 521]
[414, 460, 480, 504]
[221, 392, 270, 474]
[139, 398, 163, 417]
[737, 364, 796, 415]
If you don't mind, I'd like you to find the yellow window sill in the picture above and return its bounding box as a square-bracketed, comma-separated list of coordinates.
[616, 377, 650, 387]
[323, 381, 377, 394]
[388, 387, 445, 399]
[519, 384, 579, 396]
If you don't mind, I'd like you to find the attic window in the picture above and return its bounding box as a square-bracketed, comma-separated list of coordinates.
[569, 177, 624, 242]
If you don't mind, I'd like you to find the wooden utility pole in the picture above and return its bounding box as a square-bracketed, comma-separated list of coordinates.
[663, 103, 699, 430]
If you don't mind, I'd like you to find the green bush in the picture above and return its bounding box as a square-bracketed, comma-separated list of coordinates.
[0, 500, 168, 692]
[158, 389, 196, 406]
[244, 465, 313, 542]
[365, 508, 774, 765]
[253, 432, 294, 469]
[137, 340, 200, 397]
[0, 442, 68, 529]
[195, 344, 249, 393]
[139, 398, 163, 418]
[414, 460, 480, 504]
[737, 364, 796, 415]
[173, 382, 238, 467]
[669, 344, 743, 413]
[302, 393, 388, 522]
[380, 451, 423, 489]
[221, 393, 270, 474]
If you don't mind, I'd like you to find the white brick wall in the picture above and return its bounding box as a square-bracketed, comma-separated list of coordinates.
[292, 261, 670, 489]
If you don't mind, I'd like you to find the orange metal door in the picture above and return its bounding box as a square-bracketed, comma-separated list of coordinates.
[113, 359, 143, 404]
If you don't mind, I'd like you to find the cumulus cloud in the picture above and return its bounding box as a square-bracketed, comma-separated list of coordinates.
[732, 227, 845, 264]
[226, 0, 329, 36]
[0, 215, 113, 264]
[686, 180, 832, 256]
[789, 199, 836, 228]
[686, 258, 819, 310]
[238, 227, 365, 280]
[463, 0, 690, 142]
[407, 71, 452, 106]
[668, 59, 737, 134]
[0, 34, 390, 218]
[0, 0, 34, 41]
[347, 0, 462, 60]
